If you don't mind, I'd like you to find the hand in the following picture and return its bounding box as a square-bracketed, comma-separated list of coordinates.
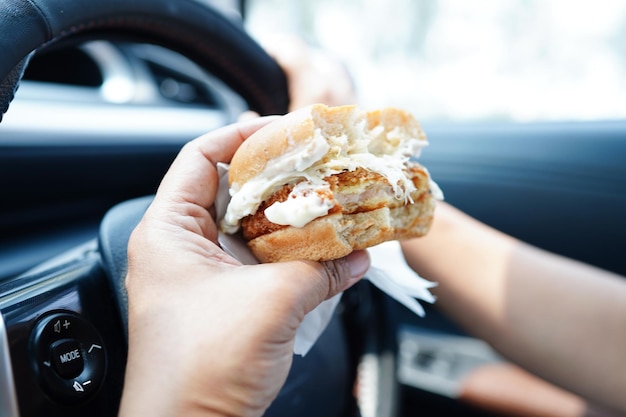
[261, 35, 357, 111]
[118, 117, 370, 417]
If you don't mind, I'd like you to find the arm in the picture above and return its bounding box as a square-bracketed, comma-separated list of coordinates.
[400, 201, 626, 413]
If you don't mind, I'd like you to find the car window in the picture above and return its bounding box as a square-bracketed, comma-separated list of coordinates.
[245, 0, 626, 122]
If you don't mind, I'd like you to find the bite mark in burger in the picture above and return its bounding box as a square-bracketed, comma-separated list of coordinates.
[221, 104, 443, 263]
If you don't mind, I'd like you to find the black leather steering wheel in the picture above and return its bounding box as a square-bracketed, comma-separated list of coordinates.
[0, 0, 289, 120]
[0, 0, 290, 317]
[0, 0, 291, 356]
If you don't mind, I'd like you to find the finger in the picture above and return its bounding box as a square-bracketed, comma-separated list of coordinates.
[155, 116, 279, 209]
[284, 250, 371, 316]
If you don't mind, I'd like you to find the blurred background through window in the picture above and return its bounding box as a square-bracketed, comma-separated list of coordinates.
[246, 0, 626, 122]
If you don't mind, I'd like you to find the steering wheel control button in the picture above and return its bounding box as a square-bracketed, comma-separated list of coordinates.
[30, 311, 107, 404]
[50, 339, 84, 379]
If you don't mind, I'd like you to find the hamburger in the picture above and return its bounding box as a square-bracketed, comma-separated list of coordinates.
[221, 104, 442, 263]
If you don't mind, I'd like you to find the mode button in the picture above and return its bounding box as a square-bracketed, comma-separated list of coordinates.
[30, 311, 107, 404]
[50, 339, 84, 379]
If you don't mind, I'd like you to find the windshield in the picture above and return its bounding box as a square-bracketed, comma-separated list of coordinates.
[246, 0, 626, 122]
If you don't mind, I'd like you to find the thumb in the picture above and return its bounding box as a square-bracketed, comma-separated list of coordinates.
[287, 250, 370, 317]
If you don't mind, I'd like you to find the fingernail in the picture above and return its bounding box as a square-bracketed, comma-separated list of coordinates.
[237, 110, 260, 122]
[347, 250, 370, 281]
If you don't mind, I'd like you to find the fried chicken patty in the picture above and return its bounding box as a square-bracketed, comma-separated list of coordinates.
[240, 164, 431, 241]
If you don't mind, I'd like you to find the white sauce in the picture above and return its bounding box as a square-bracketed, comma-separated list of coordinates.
[264, 182, 334, 228]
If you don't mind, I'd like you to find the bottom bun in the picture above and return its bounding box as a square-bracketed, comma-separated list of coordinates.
[247, 199, 436, 263]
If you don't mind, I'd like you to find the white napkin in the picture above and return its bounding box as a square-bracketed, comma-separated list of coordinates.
[215, 163, 436, 356]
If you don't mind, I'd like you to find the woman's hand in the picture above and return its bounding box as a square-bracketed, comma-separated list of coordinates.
[261, 35, 357, 111]
[118, 118, 370, 417]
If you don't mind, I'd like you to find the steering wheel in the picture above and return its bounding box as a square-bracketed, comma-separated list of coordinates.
[0, 0, 289, 120]
[1, 0, 288, 329]
[0, 1, 381, 417]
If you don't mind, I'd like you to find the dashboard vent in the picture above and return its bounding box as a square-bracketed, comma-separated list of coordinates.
[146, 61, 219, 107]
[23, 48, 103, 87]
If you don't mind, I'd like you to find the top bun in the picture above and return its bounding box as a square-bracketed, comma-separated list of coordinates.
[229, 104, 425, 187]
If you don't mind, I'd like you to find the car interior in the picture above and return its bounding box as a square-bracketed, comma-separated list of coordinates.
[1, 1, 625, 416]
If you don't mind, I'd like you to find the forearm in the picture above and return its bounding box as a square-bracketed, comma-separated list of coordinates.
[401, 202, 626, 412]
[401, 202, 518, 339]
